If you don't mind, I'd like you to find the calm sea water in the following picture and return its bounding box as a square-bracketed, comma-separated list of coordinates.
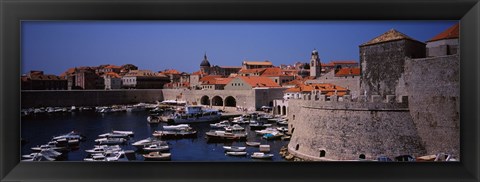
[21, 110, 289, 162]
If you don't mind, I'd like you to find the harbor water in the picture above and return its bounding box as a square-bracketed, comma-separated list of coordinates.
[21, 110, 289, 161]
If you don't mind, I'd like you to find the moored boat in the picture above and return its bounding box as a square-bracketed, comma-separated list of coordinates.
[142, 143, 170, 152]
[168, 105, 221, 124]
[162, 124, 191, 131]
[152, 130, 197, 139]
[112, 130, 134, 136]
[98, 132, 130, 138]
[143, 152, 171, 161]
[251, 152, 274, 159]
[205, 131, 247, 142]
[245, 142, 261, 147]
[226, 151, 247, 156]
[223, 146, 246, 152]
[94, 138, 127, 145]
[132, 137, 165, 148]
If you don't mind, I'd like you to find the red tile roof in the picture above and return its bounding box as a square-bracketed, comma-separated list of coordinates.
[427, 23, 459, 42]
[285, 83, 348, 96]
[260, 67, 286, 77]
[191, 70, 208, 75]
[238, 68, 266, 74]
[203, 77, 234, 85]
[104, 65, 121, 69]
[335, 68, 361, 77]
[237, 76, 280, 88]
[360, 29, 424, 47]
[200, 75, 222, 83]
[104, 72, 121, 78]
[161, 69, 181, 75]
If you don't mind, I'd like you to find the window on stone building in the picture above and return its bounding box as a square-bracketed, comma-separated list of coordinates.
[320, 150, 326, 157]
[293, 115, 295, 120]
[359, 154, 366, 159]
[295, 144, 299, 151]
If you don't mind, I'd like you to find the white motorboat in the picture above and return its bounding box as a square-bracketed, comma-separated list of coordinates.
[255, 128, 278, 135]
[210, 120, 230, 129]
[245, 142, 261, 147]
[52, 131, 84, 141]
[95, 138, 126, 145]
[169, 105, 221, 124]
[132, 137, 164, 148]
[223, 146, 246, 152]
[226, 151, 247, 156]
[84, 151, 129, 162]
[147, 115, 161, 124]
[224, 124, 245, 132]
[112, 130, 134, 136]
[126, 103, 146, 112]
[251, 152, 274, 159]
[163, 124, 191, 131]
[142, 143, 170, 152]
[143, 152, 171, 161]
[98, 132, 130, 138]
[262, 131, 284, 140]
[85, 145, 121, 153]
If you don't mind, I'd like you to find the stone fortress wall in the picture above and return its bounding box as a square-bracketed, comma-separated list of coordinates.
[287, 54, 460, 160]
[21, 89, 164, 108]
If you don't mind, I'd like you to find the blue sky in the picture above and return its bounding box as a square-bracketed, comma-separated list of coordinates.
[21, 21, 457, 75]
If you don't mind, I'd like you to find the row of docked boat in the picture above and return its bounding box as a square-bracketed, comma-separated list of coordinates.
[222, 144, 274, 159]
[23, 131, 85, 161]
[131, 137, 172, 161]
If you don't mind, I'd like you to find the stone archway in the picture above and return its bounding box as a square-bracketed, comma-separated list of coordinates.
[282, 106, 287, 115]
[277, 105, 281, 115]
[200, 95, 210, 105]
[224, 96, 236, 107]
[212, 96, 223, 106]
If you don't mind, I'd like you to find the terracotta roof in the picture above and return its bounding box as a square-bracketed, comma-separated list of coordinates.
[284, 79, 304, 86]
[360, 29, 424, 47]
[285, 83, 348, 96]
[238, 68, 266, 74]
[124, 70, 166, 77]
[243, 61, 272, 66]
[29, 74, 65, 80]
[260, 67, 289, 77]
[200, 75, 222, 83]
[161, 69, 181, 75]
[335, 68, 361, 77]
[191, 70, 208, 75]
[104, 72, 121, 78]
[104, 65, 121, 69]
[237, 76, 280, 88]
[203, 77, 233, 85]
[427, 23, 459, 42]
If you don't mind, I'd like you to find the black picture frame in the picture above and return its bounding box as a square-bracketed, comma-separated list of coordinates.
[1, 0, 479, 181]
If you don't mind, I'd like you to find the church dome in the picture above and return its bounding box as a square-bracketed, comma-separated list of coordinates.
[200, 54, 211, 67]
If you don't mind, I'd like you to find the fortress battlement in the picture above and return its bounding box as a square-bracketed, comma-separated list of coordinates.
[289, 93, 409, 110]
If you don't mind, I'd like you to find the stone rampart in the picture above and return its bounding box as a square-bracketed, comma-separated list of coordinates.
[287, 95, 425, 161]
[404, 55, 460, 158]
[21, 90, 164, 108]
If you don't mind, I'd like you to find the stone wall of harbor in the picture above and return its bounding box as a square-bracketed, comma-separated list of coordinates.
[21, 90, 164, 108]
[287, 95, 426, 161]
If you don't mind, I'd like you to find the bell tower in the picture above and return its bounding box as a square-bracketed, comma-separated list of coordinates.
[310, 49, 322, 78]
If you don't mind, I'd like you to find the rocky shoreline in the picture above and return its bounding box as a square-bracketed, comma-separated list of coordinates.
[279, 145, 306, 161]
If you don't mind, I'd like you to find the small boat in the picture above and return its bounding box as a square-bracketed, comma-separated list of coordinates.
[163, 124, 191, 131]
[262, 132, 284, 140]
[205, 131, 247, 142]
[251, 152, 274, 159]
[52, 131, 84, 141]
[98, 132, 130, 138]
[84, 151, 129, 162]
[132, 137, 165, 148]
[142, 143, 170, 152]
[223, 146, 246, 152]
[112, 130, 134, 136]
[226, 151, 247, 156]
[245, 142, 261, 147]
[255, 128, 278, 135]
[94, 138, 127, 145]
[152, 130, 197, 139]
[281, 135, 291, 141]
[210, 121, 230, 129]
[31, 144, 66, 152]
[85, 145, 121, 153]
[224, 124, 245, 132]
[143, 152, 171, 161]
[169, 105, 221, 124]
[277, 120, 288, 126]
